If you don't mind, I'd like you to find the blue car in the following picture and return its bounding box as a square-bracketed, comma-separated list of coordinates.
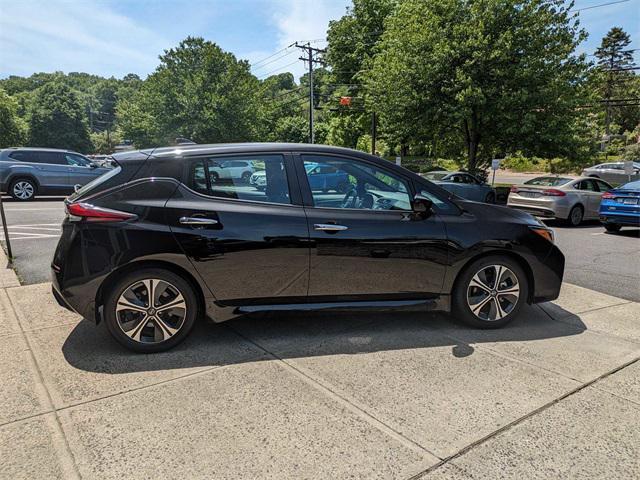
[305, 162, 351, 193]
[423, 171, 496, 203]
[599, 180, 640, 232]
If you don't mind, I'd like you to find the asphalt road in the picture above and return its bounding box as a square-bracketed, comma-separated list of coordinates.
[1, 198, 638, 301]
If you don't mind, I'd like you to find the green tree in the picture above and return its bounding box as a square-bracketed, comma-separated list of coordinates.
[367, 0, 589, 172]
[28, 82, 92, 152]
[0, 88, 26, 147]
[118, 37, 259, 147]
[593, 28, 638, 137]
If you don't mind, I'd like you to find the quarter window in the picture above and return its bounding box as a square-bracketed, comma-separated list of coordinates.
[302, 155, 411, 211]
[188, 155, 291, 205]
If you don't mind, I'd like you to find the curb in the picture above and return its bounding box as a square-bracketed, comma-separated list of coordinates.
[0, 245, 21, 288]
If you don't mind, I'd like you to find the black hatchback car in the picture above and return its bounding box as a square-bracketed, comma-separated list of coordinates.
[52, 144, 564, 352]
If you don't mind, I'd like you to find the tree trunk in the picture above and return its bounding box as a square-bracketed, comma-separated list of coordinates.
[463, 112, 481, 173]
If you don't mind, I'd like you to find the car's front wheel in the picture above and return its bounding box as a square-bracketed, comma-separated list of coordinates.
[10, 178, 37, 201]
[452, 256, 528, 329]
[104, 268, 198, 353]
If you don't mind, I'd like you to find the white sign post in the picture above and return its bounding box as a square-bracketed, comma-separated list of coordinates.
[624, 160, 634, 182]
[491, 159, 501, 186]
[395, 156, 401, 166]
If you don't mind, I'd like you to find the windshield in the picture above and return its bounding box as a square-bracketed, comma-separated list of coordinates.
[621, 180, 640, 190]
[524, 177, 572, 187]
[423, 172, 449, 181]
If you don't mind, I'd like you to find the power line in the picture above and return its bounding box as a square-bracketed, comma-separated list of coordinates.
[257, 59, 301, 79]
[250, 43, 295, 68]
[251, 49, 297, 71]
[571, 0, 630, 12]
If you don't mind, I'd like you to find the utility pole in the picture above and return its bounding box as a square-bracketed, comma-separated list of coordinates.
[371, 112, 377, 155]
[296, 42, 325, 143]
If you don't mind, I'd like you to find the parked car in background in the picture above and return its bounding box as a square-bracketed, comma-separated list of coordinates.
[582, 162, 640, 185]
[52, 143, 563, 353]
[423, 171, 496, 203]
[508, 176, 613, 226]
[0, 147, 111, 200]
[251, 161, 351, 193]
[209, 159, 254, 182]
[599, 179, 640, 232]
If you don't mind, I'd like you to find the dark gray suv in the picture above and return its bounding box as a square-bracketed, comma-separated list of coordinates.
[0, 148, 111, 200]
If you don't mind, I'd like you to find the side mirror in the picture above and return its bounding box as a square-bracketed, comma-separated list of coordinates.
[412, 195, 433, 218]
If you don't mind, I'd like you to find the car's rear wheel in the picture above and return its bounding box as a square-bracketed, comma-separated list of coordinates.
[241, 171, 251, 183]
[567, 205, 583, 227]
[10, 178, 37, 201]
[604, 223, 621, 232]
[452, 256, 528, 329]
[104, 268, 198, 353]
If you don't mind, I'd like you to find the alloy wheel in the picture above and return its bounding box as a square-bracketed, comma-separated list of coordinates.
[13, 181, 34, 200]
[466, 264, 520, 321]
[115, 278, 187, 344]
[570, 206, 583, 226]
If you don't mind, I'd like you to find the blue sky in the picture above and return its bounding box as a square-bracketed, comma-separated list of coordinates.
[0, 0, 638, 81]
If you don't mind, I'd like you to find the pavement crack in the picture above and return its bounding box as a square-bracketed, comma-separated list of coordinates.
[226, 324, 441, 461]
[409, 354, 640, 479]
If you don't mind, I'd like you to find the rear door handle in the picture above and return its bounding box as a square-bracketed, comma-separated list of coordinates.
[314, 223, 348, 232]
[179, 217, 219, 226]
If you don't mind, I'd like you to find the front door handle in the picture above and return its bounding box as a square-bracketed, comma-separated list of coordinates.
[179, 217, 219, 226]
[314, 223, 348, 232]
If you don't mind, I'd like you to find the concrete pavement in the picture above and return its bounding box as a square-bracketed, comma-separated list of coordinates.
[1, 247, 639, 479]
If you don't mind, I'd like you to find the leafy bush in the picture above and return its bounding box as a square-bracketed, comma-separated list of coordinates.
[622, 144, 640, 161]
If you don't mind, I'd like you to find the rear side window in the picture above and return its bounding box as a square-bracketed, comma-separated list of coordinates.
[187, 154, 291, 205]
[9, 151, 37, 162]
[69, 165, 122, 200]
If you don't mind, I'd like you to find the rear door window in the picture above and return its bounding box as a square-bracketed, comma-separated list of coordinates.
[37, 152, 66, 165]
[187, 154, 291, 205]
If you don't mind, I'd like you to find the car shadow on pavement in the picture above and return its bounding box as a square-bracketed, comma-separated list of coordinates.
[61, 303, 587, 375]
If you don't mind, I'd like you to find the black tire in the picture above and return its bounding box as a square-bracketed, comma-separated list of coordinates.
[452, 255, 528, 329]
[210, 172, 219, 182]
[103, 268, 198, 353]
[484, 191, 496, 204]
[241, 171, 251, 183]
[604, 223, 621, 233]
[566, 205, 584, 227]
[10, 177, 37, 201]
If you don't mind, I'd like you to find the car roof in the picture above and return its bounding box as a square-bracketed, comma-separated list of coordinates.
[2, 147, 79, 153]
[143, 143, 376, 158]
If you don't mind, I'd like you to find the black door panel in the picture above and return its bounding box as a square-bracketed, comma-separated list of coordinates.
[165, 186, 310, 303]
[305, 208, 448, 299]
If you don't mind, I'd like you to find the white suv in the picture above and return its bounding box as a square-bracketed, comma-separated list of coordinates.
[209, 160, 255, 182]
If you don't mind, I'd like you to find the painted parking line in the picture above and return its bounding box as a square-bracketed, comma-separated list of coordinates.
[0, 223, 62, 241]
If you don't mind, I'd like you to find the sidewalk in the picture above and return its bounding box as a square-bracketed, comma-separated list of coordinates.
[0, 247, 639, 479]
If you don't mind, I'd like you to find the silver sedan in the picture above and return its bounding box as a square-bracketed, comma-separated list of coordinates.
[582, 162, 640, 185]
[507, 176, 613, 226]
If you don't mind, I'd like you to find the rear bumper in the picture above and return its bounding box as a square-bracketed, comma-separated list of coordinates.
[507, 200, 571, 220]
[599, 213, 640, 226]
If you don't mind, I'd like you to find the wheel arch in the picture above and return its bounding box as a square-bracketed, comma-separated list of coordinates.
[7, 173, 41, 189]
[451, 250, 535, 304]
[94, 259, 206, 324]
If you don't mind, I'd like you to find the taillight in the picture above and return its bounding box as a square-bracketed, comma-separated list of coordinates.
[601, 191, 615, 199]
[510, 186, 519, 193]
[542, 189, 566, 197]
[66, 202, 137, 222]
